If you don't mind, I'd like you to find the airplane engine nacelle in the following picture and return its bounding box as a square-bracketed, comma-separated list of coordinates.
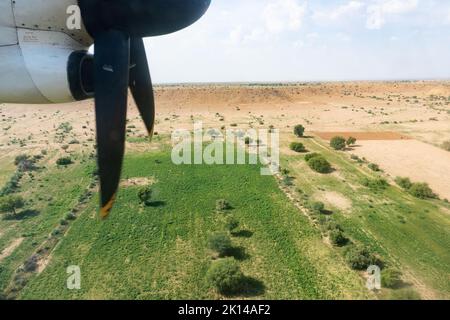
[0, 29, 92, 104]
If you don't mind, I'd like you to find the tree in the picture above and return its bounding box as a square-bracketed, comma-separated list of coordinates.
[346, 137, 357, 146]
[0, 195, 25, 216]
[138, 186, 153, 205]
[307, 156, 332, 174]
[294, 125, 305, 137]
[209, 232, 233, 256]
[207, 258, 243, 294]
[289, 142, 306, 153]
[344, 245, 384, 270]
[330, 136, 347, 150]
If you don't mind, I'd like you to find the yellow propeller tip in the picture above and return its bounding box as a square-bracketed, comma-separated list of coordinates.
[100, 194, 116, 219]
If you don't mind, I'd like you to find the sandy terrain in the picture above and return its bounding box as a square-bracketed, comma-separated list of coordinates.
[0, 81, 449, 199]
[352, 140, 450, 200]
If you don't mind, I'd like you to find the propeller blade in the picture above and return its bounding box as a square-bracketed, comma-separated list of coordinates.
[94, 30, 130, 218]
[129, 38, 156, 138]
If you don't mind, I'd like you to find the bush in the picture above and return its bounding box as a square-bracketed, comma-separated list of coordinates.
[329, 229, 349, 247]
[307, 156, 332, 174]
[225, 216, 239, 233]
[208, 232, 233, 256]
[304, 152, 321, 162]
[368, 163, 380, 172]
[289, 142, 306, 153]
[138, 186, 152, 205]
[346, 137, 357, 146]
[207, 258, 243, 294]
[381, 268, 402, 288]
[56, 157, 73, 166]
[0, 195, 25, 216]
[309, 201, 325, 213]
[344, 245, 384, 270]
[216, 199, 232, 212]
[441, 140, 450, 151]
[395, 177, 412, 190]
[408, 183, 436, 199]
[361, 178, 389, 191]
[294, 125, 305, 137]
[330, 136, 346, 150]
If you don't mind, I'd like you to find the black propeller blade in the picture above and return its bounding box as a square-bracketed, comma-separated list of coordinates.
[129, 37, 156, 138]
[78, 0, 211, 218]
[94, 30, 130, 218]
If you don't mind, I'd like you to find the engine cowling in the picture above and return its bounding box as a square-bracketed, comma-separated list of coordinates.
[0, 29, 93, 104]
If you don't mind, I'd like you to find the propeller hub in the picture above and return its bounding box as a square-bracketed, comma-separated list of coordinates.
[79, 0, 211, 38]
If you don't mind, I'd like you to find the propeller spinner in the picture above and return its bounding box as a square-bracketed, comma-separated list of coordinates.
[78, 0, 211, 218]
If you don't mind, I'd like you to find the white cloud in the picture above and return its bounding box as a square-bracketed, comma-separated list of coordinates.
[262, 0, 307, 34]
[366, 0, 419, 29]
[312, 1, 364, 25]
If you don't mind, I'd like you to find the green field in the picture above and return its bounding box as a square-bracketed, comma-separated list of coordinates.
[1, 136, 449, 299]
[280, 136, 450, 299]
[0, 142, 371, 300]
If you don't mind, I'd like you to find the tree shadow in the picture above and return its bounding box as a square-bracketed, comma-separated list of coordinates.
[223, 277, 266, 298]
[320, 209, 334, 216]
[4, 209, 40, 221]
[232, 230, 253, 238]
[226, 246, 250, 261]
[146, 201, 166, 208]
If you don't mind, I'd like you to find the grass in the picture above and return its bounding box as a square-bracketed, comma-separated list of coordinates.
[0, 153, 95, 293]
[280, 136, 450, 299]
[16, 147, 368, 300]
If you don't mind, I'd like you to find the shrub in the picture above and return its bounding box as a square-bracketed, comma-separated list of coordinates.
[408, 183, 436, 199]
[138, 186, 152, 205]
[294, 125, 305, 137]
[361, 178, 389, 191]
[207, 258, 243, 294]
[309, 201, 325, 213]
[395, 177, 412, 190]
[65, 212, 76, 221]
[225, 216, 239, 233]
[208, 232, 233, 256]
[381, 268, 402, 288]
[368, 163, 380, 172]
[304, 152, 321, 162]
[216, 199, 232, 212]
[56, 157, 73, 166]
[344, 245, 384, 270]
[244, 137, 251, 145]
[0, 195, 25, 216]
[307, 156, 332, 174]
[289, 142, 306, 153]
[330, 136, 346, 150]
[330, 229, 349, 247]
[346, 137, 357, 146]
[441, 140, 450, 151]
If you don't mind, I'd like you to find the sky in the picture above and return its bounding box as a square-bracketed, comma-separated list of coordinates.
[144, 0, 450, 84]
